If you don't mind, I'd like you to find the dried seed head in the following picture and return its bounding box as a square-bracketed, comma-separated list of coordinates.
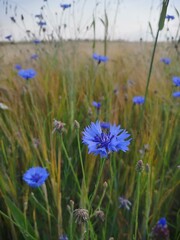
[145, 163, 150, 173]
[73, 208, 89, 224]
[103, 181, 108, 188]
[52, 119, 66, 134]
[74, 120, 80, 129]
[94, 210, 105, 222]
[136, 160, 144, 172]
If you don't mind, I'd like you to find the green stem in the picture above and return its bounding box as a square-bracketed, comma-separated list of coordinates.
[138, 30, 159, 132]
[89, 158, 105, 207]
[77, 129, 88, 208]
[134, 173, 141, 240]
[61, 136, 81, 193]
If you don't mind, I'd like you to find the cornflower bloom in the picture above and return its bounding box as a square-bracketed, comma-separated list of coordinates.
[33, 39, 41, 44]
[151, 217, 169, 240]
[5, 35, 12, 41]
[60, 4, 71, 10]
[160, 57, 171, 65]
[166, 15, 175, 21]
[92, 53, 109, 64]
[172, 91, 180, 98]
[133, 96, 145, 105]
[18, 68, 36, 80]
[100, 122, 110, 129]
[37, 21, 46, 27]
[15, 64, 22, 70]
[92, 101, 101, 110]
[31, 54, 38, 60]
[82, 121, 131, 158]
[118, 197, 132, 210]
[59, 235, 68, 240]
[23, 167, 49, 188]
[172, 76, 180, 87]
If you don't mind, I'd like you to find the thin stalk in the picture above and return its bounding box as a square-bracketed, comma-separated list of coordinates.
[42, 184, 51, 237]
[61, 136, 81, 192]
[138, 30, 159, 132]
[77, 128, 88, 208]
[89, 158, 105, 207]
[134, 173, 141, 240]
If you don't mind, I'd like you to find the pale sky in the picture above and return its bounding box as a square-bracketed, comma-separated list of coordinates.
[0, 0, 180, 41]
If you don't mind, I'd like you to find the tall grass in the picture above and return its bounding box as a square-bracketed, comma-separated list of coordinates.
[0, 0, 180, 239]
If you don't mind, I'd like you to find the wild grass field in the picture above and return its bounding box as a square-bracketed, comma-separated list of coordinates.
[0, 1, 180, 240]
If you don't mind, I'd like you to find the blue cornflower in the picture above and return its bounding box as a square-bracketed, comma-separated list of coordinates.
[118, 197, 132, 211]
[92, 101, 101, 110]
[100, 122, 110, 129]
[37, 21, 46, 27]
[172, 91, 180, 98]
[82, 121, 131, 158]
[92, 53, 109, 64]
[33, 39, 41, 44]
[23, 167, 49, 188]
[31, 54, 38, 60]
[59, 235, 68, 240]
[160, 57, 171, 65]
[5, 35, 12, 41]
[60, 4, 71, 10]
[166, 15, 175, 21]
[15, 64, 22, 70]
[172, 76, 180, 87]
[18, 68, 37, 80]
[152, 217, 169, 240]
[133, 96, 145, 105]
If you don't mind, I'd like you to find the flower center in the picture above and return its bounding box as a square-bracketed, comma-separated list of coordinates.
[31, 173, 41, 183]
[94, 132, 114, 149]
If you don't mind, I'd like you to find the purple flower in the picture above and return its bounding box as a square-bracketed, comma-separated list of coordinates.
[118, 197, 132, 210]
[133, 96, 145, 105]
[5, 35, 12, 41]
[59, 235, 68, 240]
[166, 15, 175, 21]
[92, 101, 101, 110]
[33, 39, 41, 44]
[37, 21, 46, 27]
[15, 64, 22, 70]
[82, 121, 131, 158]
[151, 217, 169, 240]
[31, 54, 38, 60]
[172, 76, 180, 87]
[100, 122, 110, 129]
[160, 58, 171, 65]
[92, 53, 109, 64]
[23, 167, 49, 188]
[60, 4, 71, 10]
[18, 68, 37, 80]
[172, 91, 180, 98]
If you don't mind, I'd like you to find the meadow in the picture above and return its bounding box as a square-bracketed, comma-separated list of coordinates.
[0, 1, 180, 240]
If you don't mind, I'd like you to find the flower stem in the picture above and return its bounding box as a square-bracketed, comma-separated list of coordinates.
[60, 136, 81, 192]
[89, 158, 105, 207]
[134, 173, 141, 240]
